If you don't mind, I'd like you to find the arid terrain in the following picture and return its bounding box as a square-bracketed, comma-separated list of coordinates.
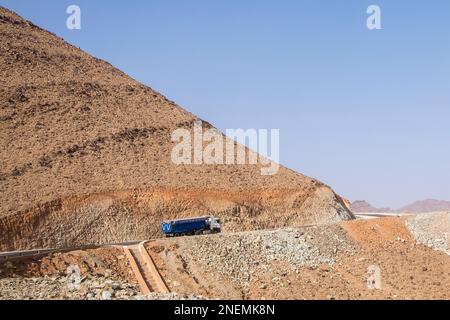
[1, 7, 449, 301]
[1, 212, 449, 300]
[0, 6, 352, 251]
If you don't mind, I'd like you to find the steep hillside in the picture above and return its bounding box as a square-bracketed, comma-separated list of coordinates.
[0, 7, 352, 251]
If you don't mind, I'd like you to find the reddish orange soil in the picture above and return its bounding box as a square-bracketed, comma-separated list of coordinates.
[0, 247, 135, 284]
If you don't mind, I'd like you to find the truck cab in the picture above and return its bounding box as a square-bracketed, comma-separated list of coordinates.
[208, 216, 221, 233]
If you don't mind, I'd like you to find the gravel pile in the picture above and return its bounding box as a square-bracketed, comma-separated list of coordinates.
[405, 212, 450, 255]
[178, 225, 357, 286]
[0, 275, 140, 300]
[0, 275, 206, 300]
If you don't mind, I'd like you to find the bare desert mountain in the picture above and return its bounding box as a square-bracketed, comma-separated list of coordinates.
[397, 199, 450, 214]
[0, 7, 352, 251]
[350, 200, 393, 213]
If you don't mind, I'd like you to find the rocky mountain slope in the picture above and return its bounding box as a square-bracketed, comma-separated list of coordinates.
[0, 7, 352, 251]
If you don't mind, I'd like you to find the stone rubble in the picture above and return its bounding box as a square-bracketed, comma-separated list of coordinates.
[0, 275, 204, 300]
[0, 275, 140, 300]
[176, 225, 357, 286]
[405, 212, 450, 255]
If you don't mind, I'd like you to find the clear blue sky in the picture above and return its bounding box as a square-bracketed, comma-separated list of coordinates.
[2, 0, 449, 208]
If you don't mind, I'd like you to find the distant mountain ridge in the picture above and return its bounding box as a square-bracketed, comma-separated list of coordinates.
[350, 200, 393, 213]
[397, 199, 450, 214]
[351, 199, 450, 214]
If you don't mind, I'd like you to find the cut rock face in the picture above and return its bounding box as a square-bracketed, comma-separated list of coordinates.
[0, 7, 353, 251]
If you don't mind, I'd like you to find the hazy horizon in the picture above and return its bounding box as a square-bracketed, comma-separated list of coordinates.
[3, 0, 449, 208]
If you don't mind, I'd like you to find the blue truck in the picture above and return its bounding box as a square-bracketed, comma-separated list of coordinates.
[161, 216, 221, 237]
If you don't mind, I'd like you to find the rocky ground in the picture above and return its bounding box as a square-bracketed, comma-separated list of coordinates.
[0, 247, 138, 300]
[0, 276, 204, 300]
[0, 246, 204, 300]
[0, 275, 139, 300]
[147, 213, 450, 300]
[1, 213, 449, 300]
[405, 212, 450, 254]
[168, 224, 357, 287]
